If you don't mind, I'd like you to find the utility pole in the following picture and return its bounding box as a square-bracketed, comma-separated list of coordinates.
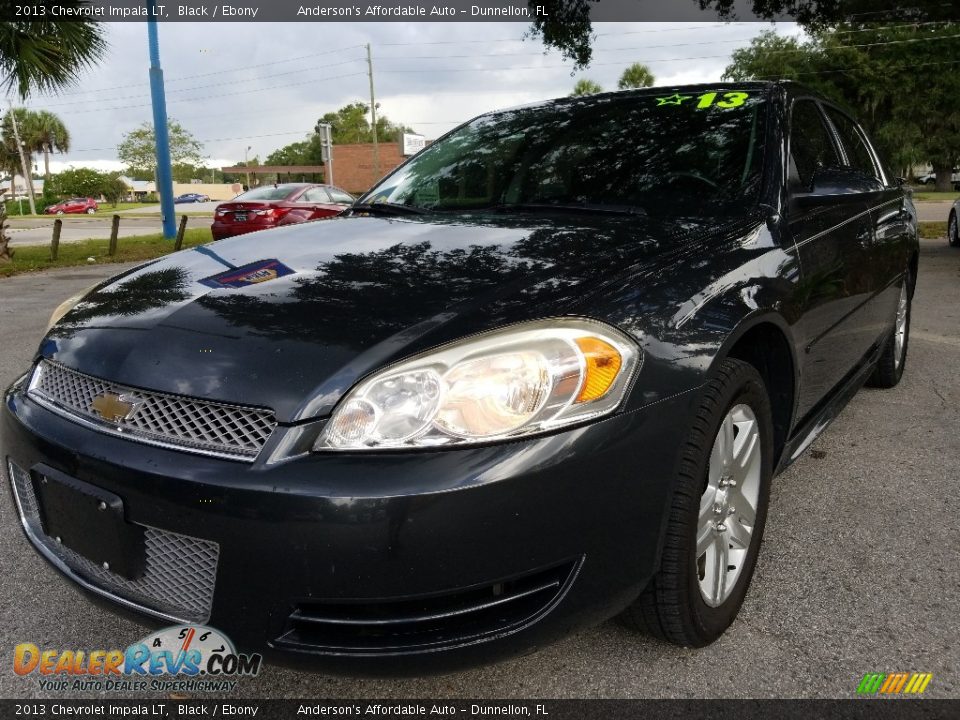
[366, 43, 380, 180]
[147, 0, 176, 239]
[315, 122, 333, 185]
[7, 103, 37, 216]
[244, 146, 252, 189]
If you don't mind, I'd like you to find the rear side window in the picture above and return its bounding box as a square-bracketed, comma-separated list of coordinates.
[824, 107, 880, 181]
[789, 101, 841, 191]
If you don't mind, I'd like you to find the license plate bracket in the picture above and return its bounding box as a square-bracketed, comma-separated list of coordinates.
[32, 466, 146, 581]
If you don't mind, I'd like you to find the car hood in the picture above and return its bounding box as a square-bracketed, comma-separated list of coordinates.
[41, 212, 755, 422]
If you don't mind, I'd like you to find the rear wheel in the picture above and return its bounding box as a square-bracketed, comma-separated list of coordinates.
[868, 272, 911, 388]
[949, 212, 959, 247]
[621, 358, 772, 646]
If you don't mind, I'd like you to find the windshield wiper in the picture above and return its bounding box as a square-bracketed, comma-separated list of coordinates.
[494, 203, 646, 217]
[350, 202, 427, 216]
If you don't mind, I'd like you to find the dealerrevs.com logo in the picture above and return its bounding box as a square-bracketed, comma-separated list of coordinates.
[857, 672, 933, 696]
[13, 625, 262, 693]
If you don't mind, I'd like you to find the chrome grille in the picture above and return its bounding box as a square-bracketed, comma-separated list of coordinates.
[7, 460, 219, 623]
[28, 360, 276, 461]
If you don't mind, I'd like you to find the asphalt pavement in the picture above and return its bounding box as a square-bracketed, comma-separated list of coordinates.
[4, 201, 952, 247]
[0, 238, 957, 699]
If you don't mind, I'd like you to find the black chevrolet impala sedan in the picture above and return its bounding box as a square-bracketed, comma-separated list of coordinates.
[2, 82, 917, 675]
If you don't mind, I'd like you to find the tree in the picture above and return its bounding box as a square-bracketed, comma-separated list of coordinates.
[117, 120, 204, 178]
[48, 167, 113, 198]
[0, 203, 12, 262]
[0, 107, 39, 211]
[266, 135, 326, 166]
[317, 102, 414, 144]
[23, 110, 69, 180]
[618, 63, 655, 90]
[522, 1, 953, 76]
[0, 14, 107, 98]
[723, 26, 960, 190]
[571, 78, 603, 96]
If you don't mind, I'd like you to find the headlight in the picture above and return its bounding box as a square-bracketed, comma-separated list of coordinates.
[315, 318, 641, 451]
[46, 284, 98, 331]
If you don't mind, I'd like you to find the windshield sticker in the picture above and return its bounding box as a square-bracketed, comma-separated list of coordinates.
[200, 259, 295, 289]
[656, 91, 750, 109]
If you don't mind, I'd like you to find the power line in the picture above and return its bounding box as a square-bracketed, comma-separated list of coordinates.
[31, 56, 368, 110]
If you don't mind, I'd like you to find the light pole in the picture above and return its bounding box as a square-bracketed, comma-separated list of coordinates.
[147, 0, 176, 239]
[244, 146, 252, 189]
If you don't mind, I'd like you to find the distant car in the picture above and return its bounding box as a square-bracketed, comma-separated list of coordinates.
[949, 200, 960, 247]
[44, 198, 98, 215]
[211, 183, 354, 240]
[174, 193, 210, 204]
[916, 169, 960, 188]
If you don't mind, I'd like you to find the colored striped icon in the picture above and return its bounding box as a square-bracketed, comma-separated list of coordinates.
[857, 672, 933, 695]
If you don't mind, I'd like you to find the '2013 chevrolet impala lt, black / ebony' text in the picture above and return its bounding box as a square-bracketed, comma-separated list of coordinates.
[3, 82, 917, 675]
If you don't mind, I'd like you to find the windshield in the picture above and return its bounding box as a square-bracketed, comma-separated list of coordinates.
[232, 185, 303, 202]
[363, 89, 768, 217]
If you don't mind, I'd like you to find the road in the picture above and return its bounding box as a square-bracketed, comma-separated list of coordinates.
[6, 214, 213, 247]
[0, 239, 958, 699]
[5, 201, 952, 247]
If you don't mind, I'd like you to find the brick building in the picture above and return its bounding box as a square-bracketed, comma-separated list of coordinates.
[329, 143, 407, 194]
[221, 141, 411, 197]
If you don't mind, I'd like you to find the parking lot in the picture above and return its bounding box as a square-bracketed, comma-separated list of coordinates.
[0, 238, 957, 699]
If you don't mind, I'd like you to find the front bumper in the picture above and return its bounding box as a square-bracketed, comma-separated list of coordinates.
[2, 375, 698, 676]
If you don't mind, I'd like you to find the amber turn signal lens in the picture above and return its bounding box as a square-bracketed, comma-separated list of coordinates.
[574, 337, 623, 403]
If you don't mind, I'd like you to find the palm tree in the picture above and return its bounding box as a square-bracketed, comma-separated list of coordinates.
[25, 110, 69, 180]
[1, 107, 40, 213]
[571, 78, 604, 97]
[618, 63, 656, 90]
[0, 14, 107, 98]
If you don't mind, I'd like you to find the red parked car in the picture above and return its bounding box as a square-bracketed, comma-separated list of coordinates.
[211, 183, 354, 240]
[44, 197, 98, 215]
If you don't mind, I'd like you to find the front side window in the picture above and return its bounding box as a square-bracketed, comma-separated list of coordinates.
[364, 89, 769, 218]
[824, 107, 881, 182]
[789, 101, 841, 191]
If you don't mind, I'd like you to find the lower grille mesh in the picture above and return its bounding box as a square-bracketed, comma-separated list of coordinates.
[7, 460, 218, 623]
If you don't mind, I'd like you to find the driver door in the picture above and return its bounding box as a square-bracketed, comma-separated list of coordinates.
[787, 99, 876, 419]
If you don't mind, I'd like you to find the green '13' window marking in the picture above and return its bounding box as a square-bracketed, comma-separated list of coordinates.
[655, 91, 751, 109]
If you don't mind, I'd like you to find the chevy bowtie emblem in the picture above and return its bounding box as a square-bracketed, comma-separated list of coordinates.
[89, 392, 142, 423]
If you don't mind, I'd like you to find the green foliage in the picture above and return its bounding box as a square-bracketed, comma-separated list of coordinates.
[618, 63, 655, 90]
[571, 78, 603, 96]
[266, 135, 326, 165]
[316, 102, 414, 144]
[723, 25, 960, 187]
[117, 120, 204, 177]
[48, 167, 113, 199]
[0, 13, 107, 98]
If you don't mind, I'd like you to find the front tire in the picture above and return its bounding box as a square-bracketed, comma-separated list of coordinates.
[86, 207, 96, 214]
[868, 272, 912, 388]
[621, 358, 773, 647]
[949, 212, 959, 247]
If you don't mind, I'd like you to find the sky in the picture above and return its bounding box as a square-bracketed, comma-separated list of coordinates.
[15, 21, 803, 175]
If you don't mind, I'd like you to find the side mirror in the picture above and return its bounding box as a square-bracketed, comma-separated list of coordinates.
[792, 167, 873, 207]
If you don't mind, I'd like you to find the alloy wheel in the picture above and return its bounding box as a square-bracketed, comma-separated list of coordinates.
[697, 403, 762, 607]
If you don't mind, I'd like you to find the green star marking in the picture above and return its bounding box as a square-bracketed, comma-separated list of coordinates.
[656, 93, 693, 106]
